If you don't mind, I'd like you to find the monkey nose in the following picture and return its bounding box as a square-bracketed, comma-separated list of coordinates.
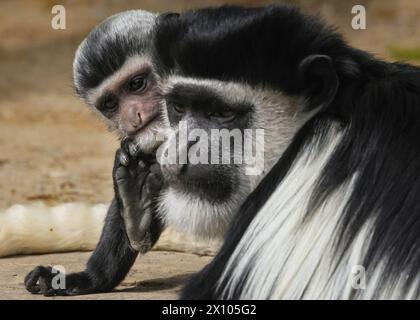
[130, 112, 143, 129]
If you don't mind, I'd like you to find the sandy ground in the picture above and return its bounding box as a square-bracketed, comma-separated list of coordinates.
[1, 0, 420, 299]
[0, 251, 212, 299]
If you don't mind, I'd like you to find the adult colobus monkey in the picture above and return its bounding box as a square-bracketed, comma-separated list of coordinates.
[154, 5, 420, 299]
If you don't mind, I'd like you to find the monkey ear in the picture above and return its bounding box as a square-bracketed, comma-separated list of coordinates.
[298, 54, 339, 110]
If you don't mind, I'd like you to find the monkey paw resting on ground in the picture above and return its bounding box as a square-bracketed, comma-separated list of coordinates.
[24, 140, 163, 296]
[114, 138, 164, 253]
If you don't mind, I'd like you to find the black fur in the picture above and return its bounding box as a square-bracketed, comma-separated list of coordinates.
[115, 141, 164, 253]
[164, 83, 254, 202]
[25, 150, 164, 296]
[154, 5, 352, 96]
[153, 5, 420, 299]
[25, 197, 139, 296]
[25, 11, 166, 297]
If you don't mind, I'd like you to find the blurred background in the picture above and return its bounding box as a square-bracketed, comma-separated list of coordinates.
[1, 0, 420, 209]
[0, 0, 420, 299]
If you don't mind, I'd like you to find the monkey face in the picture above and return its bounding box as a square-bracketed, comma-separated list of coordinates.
[156, 76, 310, 239]
[77, 55, 166, 154]
[73, 11, 164, 154]
[159, 78, 254, 203]
[92, 61, 164, 153]
[96, 69, 159, 134]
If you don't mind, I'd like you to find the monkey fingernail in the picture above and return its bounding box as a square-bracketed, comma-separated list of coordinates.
[119, 152, 129, 166]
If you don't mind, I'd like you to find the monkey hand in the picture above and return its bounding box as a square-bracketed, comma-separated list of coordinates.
[113, 138, 163, 253]
[25, 267, 93, 296]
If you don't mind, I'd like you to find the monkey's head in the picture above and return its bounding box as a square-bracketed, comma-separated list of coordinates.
[154, 5, 347, 239]
[156, 76, 309, 239]
[73, 10, 164, 153]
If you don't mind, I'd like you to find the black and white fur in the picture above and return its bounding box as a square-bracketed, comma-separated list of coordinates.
[153, 5, 420, 299]
[23, 8, 300, 296]
[73, 10, 163, 153]
[25, 10, 165, 296]
[157, 76, 310, 239]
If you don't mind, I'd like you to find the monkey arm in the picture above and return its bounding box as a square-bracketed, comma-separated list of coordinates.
[24, 198, 138, 296]
[24, 149, 165, 296]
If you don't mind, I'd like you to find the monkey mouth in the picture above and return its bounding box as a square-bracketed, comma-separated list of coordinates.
[163, 165, 235, 201]
[129, 113, 160, 136]
[124, 115, 164, 155]
[170, 179, 233, 202]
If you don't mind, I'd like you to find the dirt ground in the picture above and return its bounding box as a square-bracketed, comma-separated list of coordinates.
[0, 251, 212, 299]
[1, 0, 420, 299]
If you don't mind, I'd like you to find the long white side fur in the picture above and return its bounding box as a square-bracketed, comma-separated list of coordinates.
[218, 124, 418, 299]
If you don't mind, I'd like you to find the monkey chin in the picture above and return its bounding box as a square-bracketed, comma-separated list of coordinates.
[158, 186, 235, 240]
[129, 118, 167, 155]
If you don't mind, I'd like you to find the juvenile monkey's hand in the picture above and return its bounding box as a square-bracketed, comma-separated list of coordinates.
[113, 138, 163, 253]
[25, 267, 92, 296]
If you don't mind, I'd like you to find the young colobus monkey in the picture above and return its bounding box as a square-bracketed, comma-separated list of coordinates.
[154, 5, 420, 299]
[25, 10, 167, 296]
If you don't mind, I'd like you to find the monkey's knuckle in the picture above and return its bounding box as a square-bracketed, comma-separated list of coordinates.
[138, 160, 148, 170]
[115, 166, 130, 182]
[119, 152, 130, 167]
[128, 142, 140, 157]
[149, 173, 163, 189]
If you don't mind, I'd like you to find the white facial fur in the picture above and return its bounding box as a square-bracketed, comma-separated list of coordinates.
[83, 55, 156, 108]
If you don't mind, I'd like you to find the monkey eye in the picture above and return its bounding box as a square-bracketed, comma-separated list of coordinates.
[99, 94, 118, 114]
[127, 75, 147, 93]
[210, 110, 236, 122]
[172, 104, 185, 114]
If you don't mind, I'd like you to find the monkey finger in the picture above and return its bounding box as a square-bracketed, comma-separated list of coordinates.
[124, 208, 152, 252]
[138, 159, 147, 170]
[141, 172, 163, 201]
[121, 137, 134, 155]
[24, 269, 41, 294]
[137, 211, 153, 242]
[24, 265, 53, 295]
[128, 142, 140, 157]
[115, 165, 130, 183]
[140, 152, 158, 165]
[115, 166, 137, 202]
[119, 151, 130, 166]
[150, 163, 163, 177]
